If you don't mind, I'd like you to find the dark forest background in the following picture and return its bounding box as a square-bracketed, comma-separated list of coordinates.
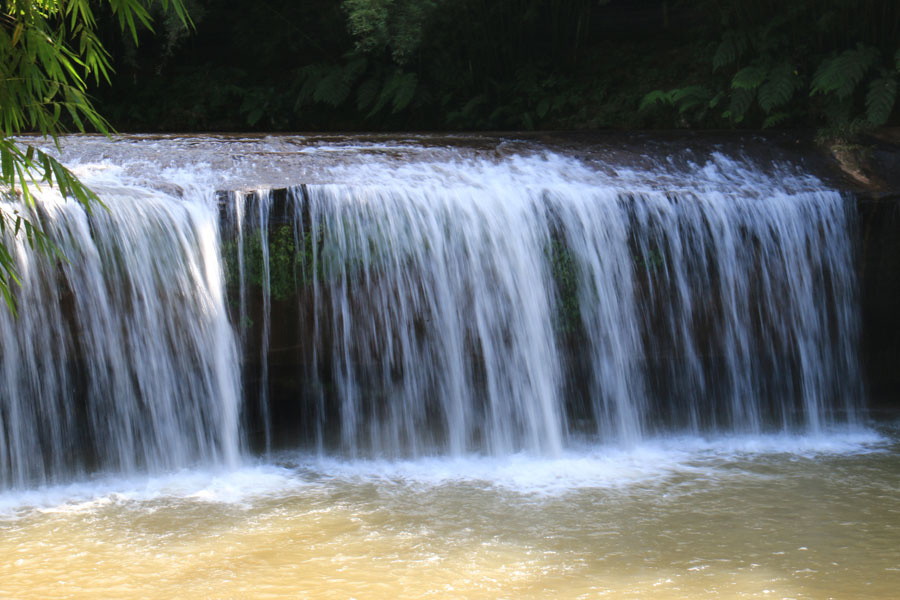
[88, 0, 900, 133]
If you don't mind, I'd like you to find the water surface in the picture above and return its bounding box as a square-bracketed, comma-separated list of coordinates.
[2, 428, 897, 599]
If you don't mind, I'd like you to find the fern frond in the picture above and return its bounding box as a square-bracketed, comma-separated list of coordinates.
[866, 75, 897, 125]
[725, 88, 755, 122]
[313, 71, 352, 106]
[367, 70, 418, 116]
[638, 90, 673, 112]
[895, 48, 900, 72]
[294, 64, 330, 106]
[390, 72, 417, 113]
[731, 65, 767, 90]
[312, 58, 367, 107]
[762, 112, 789, 129]
[758, 63, 798, 112]
[713, 32, 748, 71]
[670, 86, 712, 113]
[811, 45, 879, 99]
[356, 76, 380, 110]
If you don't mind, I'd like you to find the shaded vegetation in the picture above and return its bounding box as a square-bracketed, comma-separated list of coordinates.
[546, 239, 581, 337]
[88, 0, 899, 134]
[641, 1, 900, 134]
[223, 224, 320, 302]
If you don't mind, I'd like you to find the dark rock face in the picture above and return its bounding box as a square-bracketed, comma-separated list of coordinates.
[858, 196, 900, 411]
[826, 129, 900, 412]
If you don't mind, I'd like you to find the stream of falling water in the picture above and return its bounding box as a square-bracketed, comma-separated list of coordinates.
[0, 135, 892, 599]
[223, 151, 862, 457]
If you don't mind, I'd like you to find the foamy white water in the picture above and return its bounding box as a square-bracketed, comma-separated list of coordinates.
[0, 428, 886, 516]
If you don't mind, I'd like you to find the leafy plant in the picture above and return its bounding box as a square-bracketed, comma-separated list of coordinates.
[640, 1, 900, 131]
[0, 0, 190, 312]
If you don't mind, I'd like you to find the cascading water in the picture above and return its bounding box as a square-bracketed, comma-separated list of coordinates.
[0, 176, 241, 488]
[225, 151, 863, 458]
[0, 136, 864, 488]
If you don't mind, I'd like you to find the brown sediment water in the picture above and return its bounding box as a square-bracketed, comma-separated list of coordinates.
[1, 429, 897, 599]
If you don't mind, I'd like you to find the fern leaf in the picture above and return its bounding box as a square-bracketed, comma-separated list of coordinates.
[639, 90, 672, 112]
[811, 45, 879, 99]
[356, 76, 380, 110]
[671, 85, 712, 113]
[294, 65, 329, 106]
[313, 70, 352, 106]
[312, 58, 367, 107]
[367, 70, 418, 116]
[726, 88, 755, 122]
[461, 94, 487, 115]
[762, 112, 789, 129]
[895, 48, 900, 72]
[731, 65, 767, 90]
[758, 63, 798, 112]
[713, 32, 747, 71]
[391, 72, 417, 113]
[866, 75, 897, 125]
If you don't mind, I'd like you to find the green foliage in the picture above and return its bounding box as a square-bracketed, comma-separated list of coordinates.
[811, 46, 879, 99]
[731, 65, 767, 90]
[724, 88, 754, 123]
[296, 61, 419, 119]
[639, 85, 716, 123]
[757, 63, 799, 112]
[545, 239, 580, 337]
[866, 75, 898, 125]
[641, 1, 900, 132]
[49, 0, 900, 133]
[224, 225, 322, 302]
[0, 0, 189, 311]
[370, 69, 418, 114]
[342, 0, 440, 64]
[712, 32, 748, 72]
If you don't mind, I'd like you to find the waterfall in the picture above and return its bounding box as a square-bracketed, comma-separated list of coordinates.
[227, 152, 863, 456]
[0, 141, 864, 488]
[0, 181, 241, 488]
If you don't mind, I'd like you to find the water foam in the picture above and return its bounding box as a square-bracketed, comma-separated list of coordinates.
[0, 427, 887, 516]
